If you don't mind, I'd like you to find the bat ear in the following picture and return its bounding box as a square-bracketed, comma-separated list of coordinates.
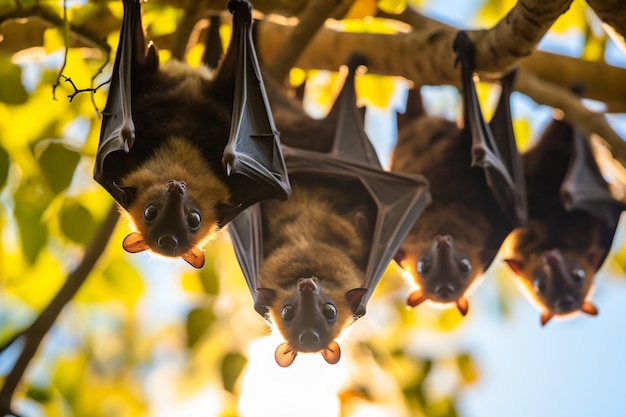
[581, 301, 598, 316]
[456, 296, 469, 316]
[540, 310, 553, 326]
[344, 288, 368, 314]
[256, 287, 277, 307]
[321, 341, 341, 365]
[504, 258, 524, 276]
[407, 289, 426, 308]
[181, 247, 205, 269]
[275, 342, 297, 368]
[122, 232, 150, 253]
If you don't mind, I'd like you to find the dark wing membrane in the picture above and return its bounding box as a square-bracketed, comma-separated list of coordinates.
[326, 54, 381, 168]
[202, 15, 224, 71]
[93, 0, 142, 208]
[281, 147, 430, 317]
[227, 204, 268, 316]
[218, 0, 291, 226]
[561, 128, 626, 228]
[454, 31, 526, 228]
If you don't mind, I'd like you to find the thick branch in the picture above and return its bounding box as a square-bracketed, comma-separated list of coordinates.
[0, 204, 119, 416]
[266, 0, 343, 84]
[586, 0, 626, 50]
[515, 68, 626, 166]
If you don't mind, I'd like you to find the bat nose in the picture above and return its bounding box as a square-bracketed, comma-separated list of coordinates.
[555, 295, 577, 313]
[299, 330, 321, 347]
[298, 277, 318, 292]
[434, 283, 455, 298]
[435, 234, 452, 249]
[166, 180, 187, 195]
[158, 234, 179, 249]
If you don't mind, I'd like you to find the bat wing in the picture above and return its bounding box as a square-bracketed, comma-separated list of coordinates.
[454, 31, 527, 228]
[94, 0, 157, 208]
[561, 127, 625, 229]
[282, 148, 431, 317]
[228, 203, 268, 316]
[216, 0, 291, 227]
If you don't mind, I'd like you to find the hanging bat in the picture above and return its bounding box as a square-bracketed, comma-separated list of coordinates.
[504, 116, 625, 325]
[94, 0, 290, 268]
[391, 31, 526, 316]
[228, 56, 430, 367]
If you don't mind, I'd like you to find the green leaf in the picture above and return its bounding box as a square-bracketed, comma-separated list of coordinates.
[0, 55, 28, 105]
[220, 352, 247, 393]
[26, 385, 51, 403]
[198, 262, 220, 295]
[0, 145, 9, 191]
[14, 180, 49, 264]
[59, 200, 96, 244]
[36, 140, 80, 195]
[186, 305, 216, 348]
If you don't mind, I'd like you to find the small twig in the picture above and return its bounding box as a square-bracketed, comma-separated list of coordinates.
[52, 0, 69, 101]
[60, 75, 110, 103]
[0, 204, 120, 416]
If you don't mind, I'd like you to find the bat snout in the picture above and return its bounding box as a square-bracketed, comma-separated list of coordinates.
[554, 294, 578, 314]
[166, 180, 187, 195]
[298, 277, 319, 293]
[157, 234, 179, 249]
[434, 234, 452, 249]
[298, 330, 321, 347]
[434, 283, 456, 299]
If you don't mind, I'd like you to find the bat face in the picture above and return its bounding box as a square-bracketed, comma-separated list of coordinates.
[257, 237, 368, 367]
[120, 136, 232, 268]
[505, 248, 600, 325]
[399, 234, 482, 315]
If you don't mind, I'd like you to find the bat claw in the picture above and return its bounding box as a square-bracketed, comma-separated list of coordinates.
[227, 0, 252, 17]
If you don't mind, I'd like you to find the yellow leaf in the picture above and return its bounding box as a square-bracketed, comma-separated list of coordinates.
[378, 0, 407, 14]
[186, 43, 205, 67]
[356, 74, 396, 108]
[551, 0, 586, 34]
[477, 0, 517, 27]
[289, 68, 307, 88]
[513, 118, 532, 151]
[43, 27, 66, 54]
[345, 0, 377, 19]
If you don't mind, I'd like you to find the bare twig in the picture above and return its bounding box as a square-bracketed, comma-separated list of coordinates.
[0, 205, 120, 416]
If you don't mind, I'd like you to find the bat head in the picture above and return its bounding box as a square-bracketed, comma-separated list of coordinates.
[122, 179, 208, 268]
[399, 234, 486, 315]
[505, 248, 601, 325]
[257, 276, 365, 367]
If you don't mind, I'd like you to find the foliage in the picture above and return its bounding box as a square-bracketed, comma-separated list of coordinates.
[0, 1, 624, 417]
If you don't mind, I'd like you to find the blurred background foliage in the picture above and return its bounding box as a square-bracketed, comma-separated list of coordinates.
[0, 0, 625, 416]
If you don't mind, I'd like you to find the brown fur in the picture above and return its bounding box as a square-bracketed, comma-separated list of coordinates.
[391, 115, 509, 309]
[257, 176, 374, 358]
[505, 120, 606, 321]
[121, 136, 231, 255]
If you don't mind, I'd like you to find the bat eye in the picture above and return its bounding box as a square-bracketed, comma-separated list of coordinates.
[533, 278, 546, 294]
[417, 259, 430, 275]
[571, 267, 585, 284]
[187, 212, 201, 230]
[322, 303, 337, 321]
[281, 305, 295, 322]
[144, 204, 158, 221]
[459, 258, 472, 275]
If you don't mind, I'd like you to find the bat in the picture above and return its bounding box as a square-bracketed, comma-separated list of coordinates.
[228, 56, 431, 367]
[391, 31, 526, 315]
[94, 0, 290, 268]
[504, 116, 625, 325]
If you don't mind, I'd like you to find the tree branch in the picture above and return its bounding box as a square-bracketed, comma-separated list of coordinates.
[515, 68, 626, 166]
[266, 0, 343, 84]
[0, 204, 119, 416]
[586, 0, 626, 50]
